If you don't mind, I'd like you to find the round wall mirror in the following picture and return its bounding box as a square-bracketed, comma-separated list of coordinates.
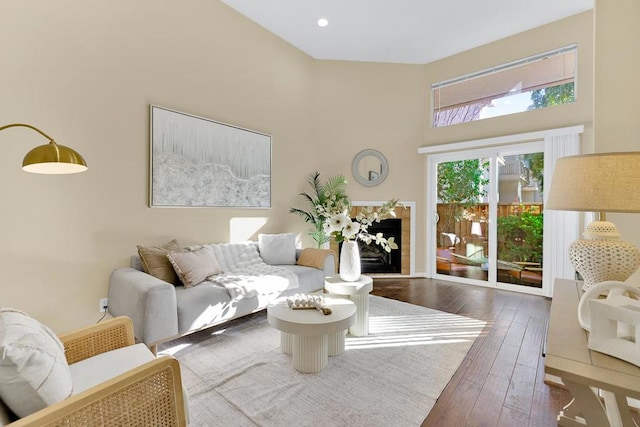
[351, 149, 389, 187]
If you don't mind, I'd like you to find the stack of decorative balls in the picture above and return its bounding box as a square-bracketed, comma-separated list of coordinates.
[285, 294, 332, 315]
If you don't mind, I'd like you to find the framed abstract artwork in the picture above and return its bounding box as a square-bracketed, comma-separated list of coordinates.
[150, 105, 271, 208]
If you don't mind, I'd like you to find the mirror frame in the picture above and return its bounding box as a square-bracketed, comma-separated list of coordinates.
[351, 149, 389, 187]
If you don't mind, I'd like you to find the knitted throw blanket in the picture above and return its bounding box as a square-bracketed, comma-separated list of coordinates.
[204, 242, 299, 299]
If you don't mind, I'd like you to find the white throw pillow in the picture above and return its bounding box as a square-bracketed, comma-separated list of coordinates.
[258, 233, 297, 265]
[0, 308, 73, 418]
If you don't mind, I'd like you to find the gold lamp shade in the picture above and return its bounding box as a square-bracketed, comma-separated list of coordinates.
[22, 142, 87, 174]
[0, 123, 87, 174]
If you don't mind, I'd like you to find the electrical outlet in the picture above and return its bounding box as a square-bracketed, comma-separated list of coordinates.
[99, 298, 108, 313]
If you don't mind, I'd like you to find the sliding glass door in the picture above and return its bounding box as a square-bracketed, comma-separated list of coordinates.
[429, 142, 546, 295]
[435, 157, 490, 283]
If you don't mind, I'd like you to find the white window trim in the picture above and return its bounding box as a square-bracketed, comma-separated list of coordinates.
[418, 125, 584, 155]
[431, 44, 577, 90]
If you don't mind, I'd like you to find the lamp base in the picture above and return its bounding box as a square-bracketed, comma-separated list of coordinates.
[569, 239, 640, 290]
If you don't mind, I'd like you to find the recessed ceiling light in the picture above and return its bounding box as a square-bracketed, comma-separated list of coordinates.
[317, 18, 329, 27]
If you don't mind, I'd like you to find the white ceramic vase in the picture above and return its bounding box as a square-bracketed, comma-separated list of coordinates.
[339, 240, 361, 282]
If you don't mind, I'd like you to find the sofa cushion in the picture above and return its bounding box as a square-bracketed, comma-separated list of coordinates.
[276, 264, 326, 294]
[167, 246, 222, 288]
[175, 283, 234, 333]
[0, 308, 73, 418]
[137, 239, 181, 285]
[258, 233, 297, 265]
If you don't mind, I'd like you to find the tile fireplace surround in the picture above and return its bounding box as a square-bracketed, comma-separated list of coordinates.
[330, 203, 412, 276]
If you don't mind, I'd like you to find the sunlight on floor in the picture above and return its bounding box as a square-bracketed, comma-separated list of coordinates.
[158, 327, 228, 356]
[158, 343, 192, 356]
[346, 313, 486, 350]
[159, 313, 487, 354]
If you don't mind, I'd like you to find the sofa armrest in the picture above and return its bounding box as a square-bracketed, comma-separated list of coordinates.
[9, 356, 187, 427]
[108, 268, 179, 347]
[296, 248, 336, 276]
[59, 316, 135, 365]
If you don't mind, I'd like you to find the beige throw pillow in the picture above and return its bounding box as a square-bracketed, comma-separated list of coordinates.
[0, 308, 73, 418]
[137, 239, 181, 285]
[167, 246, 223, 288]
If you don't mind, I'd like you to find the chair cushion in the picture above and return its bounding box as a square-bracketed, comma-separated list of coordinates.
[258, 233, 297, 265]
[68, 344, 191, 423]
[69, 343, 155, 395]
[0, 308, 73, 418]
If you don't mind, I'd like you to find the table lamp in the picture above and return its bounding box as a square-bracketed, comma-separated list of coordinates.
[546, 152, 640, 290]
[470, 221, 482, 237]
[0, 123, 87, 174]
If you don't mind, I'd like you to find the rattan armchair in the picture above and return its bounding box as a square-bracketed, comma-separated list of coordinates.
[7, 316, 187, 427]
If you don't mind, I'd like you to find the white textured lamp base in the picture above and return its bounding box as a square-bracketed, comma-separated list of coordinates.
[569, 239, 640, 290]
[588, 295, 640, 367]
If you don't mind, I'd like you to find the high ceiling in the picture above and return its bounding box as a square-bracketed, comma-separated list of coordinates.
[221, 0, 594, 64]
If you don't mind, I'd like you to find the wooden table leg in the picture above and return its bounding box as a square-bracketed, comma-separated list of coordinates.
[601, 390, 635, 427]
[559, 380, 609, 426]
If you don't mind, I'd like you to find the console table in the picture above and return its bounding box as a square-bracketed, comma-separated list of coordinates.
[546, 278, 640, 426]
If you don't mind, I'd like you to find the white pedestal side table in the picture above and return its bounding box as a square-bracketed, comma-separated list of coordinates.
[324, 275, 373, 336]
[267, 298, 356, 373]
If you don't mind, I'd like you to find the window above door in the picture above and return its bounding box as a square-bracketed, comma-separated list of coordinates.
[431, 45, 577, 128]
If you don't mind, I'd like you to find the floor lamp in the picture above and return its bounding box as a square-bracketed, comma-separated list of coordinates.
[546, 152, 640, 290]
[0, 123, 87, 174]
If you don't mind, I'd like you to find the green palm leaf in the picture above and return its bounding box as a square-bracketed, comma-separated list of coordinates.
[321, 174, 348, 198]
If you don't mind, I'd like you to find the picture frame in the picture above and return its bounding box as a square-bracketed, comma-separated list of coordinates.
[149, 105, 271, 208]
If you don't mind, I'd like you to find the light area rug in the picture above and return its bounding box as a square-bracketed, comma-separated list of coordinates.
[159, 296, 486, 427]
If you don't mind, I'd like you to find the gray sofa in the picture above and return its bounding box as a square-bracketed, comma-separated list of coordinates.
[108, 241, 335, 349]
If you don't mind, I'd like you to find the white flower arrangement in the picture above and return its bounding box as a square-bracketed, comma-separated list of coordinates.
[324, 199, 401, 253]
[290, 171, 402, 252]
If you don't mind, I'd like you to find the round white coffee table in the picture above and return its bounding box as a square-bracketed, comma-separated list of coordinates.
[267, 297, 356, 373]
[324, 275, 373, 336]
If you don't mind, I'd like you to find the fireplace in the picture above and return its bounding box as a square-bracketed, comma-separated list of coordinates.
[331, 203, 411, 276]
[357, 218, 402, 274]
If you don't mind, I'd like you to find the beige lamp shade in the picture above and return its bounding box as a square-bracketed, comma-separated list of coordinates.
[546, 152, 640, 290]
[470, 221, 482, 237]
[546, 152, 640, 214]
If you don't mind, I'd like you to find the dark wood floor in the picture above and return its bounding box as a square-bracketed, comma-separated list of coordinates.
[372, 277, 570, 427]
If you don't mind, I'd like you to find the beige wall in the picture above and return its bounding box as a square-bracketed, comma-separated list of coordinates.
[1, 0, 316, 332]
[313, 11, 594, 275]
[594, 0, 640, 252]
[2, 1, 599, 333]
[424, 11, 594, 147]
[312, 61, 427, 271]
